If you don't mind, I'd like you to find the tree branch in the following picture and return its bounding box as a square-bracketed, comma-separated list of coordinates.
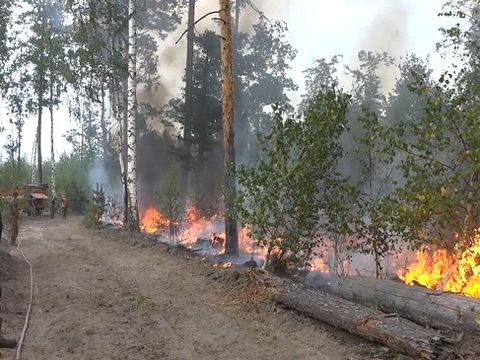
[175, 10, 221, 45]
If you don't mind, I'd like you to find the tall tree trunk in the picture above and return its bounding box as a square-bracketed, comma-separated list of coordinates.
[233, 0, 246, 163]
[17, 125, 21, 166]
[122, 82, 128, 223]
[181, 0, 196, 198]
[37, 90, 43, 183]
[127, 0, 139, 231]
[31, 131, 37, 182]
[109, 32, 128, 226]
[219, 0, 239, 256]
[49, 80, 56, 201]
[100, 85, 108, 158]
[110, 85, 127, 225]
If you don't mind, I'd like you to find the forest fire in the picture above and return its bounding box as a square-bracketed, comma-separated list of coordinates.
[139, 207, 170, 233]
[399, 235, 480, 298]
[139, 205, 261, 257]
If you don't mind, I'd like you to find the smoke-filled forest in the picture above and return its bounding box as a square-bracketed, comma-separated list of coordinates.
[1, 1, 480, 357]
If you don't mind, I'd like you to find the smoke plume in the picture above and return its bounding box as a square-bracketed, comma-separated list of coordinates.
[154, 0, 293, 107]
[347, 0, 410, 94]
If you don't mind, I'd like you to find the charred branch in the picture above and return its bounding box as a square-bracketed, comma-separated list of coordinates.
[175, 10, 221, 44]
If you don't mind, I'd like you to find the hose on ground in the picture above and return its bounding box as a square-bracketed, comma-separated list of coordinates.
[14, 236, 34, 360]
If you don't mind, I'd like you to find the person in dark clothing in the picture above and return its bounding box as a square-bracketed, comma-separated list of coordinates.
[50, 197, 57, 219]
[10, 191, 19, 245]
[0, 210, 3, 242]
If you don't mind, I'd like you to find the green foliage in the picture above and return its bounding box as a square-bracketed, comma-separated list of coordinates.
[387, 70, 480, 252]
[234, 89, 351, 272]
[0, 159, 31, 190]
[47, 153, 90, 214]
[156, 166, 183, 242]
[83, 183, 106, 228]
[83, 203, 99, 228]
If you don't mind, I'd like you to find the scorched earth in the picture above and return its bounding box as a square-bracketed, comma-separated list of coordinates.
[0, 216, 364, 360]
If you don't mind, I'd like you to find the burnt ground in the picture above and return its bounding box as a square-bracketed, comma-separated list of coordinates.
[0, 215, 372, 360]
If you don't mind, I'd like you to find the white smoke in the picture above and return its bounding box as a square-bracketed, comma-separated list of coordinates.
[344, 0, 410, 94]
[87, 158, 122, 199]
[155, 0, 293, 106]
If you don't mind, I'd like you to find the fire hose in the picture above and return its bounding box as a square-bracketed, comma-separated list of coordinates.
[14, 236, 34, 360]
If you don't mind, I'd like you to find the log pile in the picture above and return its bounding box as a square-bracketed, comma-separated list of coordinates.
[315, 275, 480, 335]
[265, 275, 455, 360]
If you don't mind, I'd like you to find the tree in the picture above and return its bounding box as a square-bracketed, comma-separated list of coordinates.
[300, 55, 342, 110]
[235, 89, 351, 272]
[0, 0, 13, 92]
[180, 0, 196, 196]
[237, 18, 298, 161]
[126, 0, 139, 231]
[66, 0, 183, 225]
[43, 0, 71, 201]
[156, 166, 183, 243]
[219, 0, 239, 256]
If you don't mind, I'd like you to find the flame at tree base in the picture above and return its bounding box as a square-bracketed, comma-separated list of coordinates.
[139, 206, 262, 256]
[399, 235, 480, 298]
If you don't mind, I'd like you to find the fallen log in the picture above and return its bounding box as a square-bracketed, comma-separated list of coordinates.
[317, 275, 480, 335]
[267, 275, 454, 360]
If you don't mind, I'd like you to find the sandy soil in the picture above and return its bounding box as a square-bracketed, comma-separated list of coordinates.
[0, 216, 367, 360]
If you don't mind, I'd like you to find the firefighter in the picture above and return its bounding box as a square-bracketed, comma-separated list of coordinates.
[9, 191, 19, 245]
[50, 196, 57, 219]
[61, 195, 69, 220]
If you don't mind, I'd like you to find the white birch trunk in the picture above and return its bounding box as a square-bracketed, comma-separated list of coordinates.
[50, 95, 56, 201]
[110, 86, 128, 225]
[31, 131, 37, 183]
[127, 0, 139, 230]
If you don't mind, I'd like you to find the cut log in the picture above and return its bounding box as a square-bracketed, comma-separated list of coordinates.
[267, 275, 453, 360]
[317, 276, 480, 335]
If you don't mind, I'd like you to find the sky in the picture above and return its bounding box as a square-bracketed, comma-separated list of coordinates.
[0, 0, 449, 164]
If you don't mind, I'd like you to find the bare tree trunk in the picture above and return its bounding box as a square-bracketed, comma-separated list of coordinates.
[109, 30, 128, 226]
[99, 85, 108, 158]
[16, 120, 22, 167]
[31, 131, 37, 183]
[180, 0, 196, 198]
[219, 0, 239, 256]
[37, 89, 43, 183]
[49, 80, 56, 201]
[80, 100, 84, 160]
[126, 0, 139, 231]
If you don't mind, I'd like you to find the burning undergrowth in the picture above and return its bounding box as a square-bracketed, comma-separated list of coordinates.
[138, 205, 266, 268]
[96, 197, 480, 301]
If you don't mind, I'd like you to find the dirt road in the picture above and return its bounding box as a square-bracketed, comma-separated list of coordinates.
[0, 216, 363, 360]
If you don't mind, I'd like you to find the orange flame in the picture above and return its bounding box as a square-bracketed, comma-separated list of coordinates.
[310, 258, 328, 272]
[139, 206, 330, 271]
[139, 206, 264, 256]
[399, 234, 480, 298]
[139, 207, 170, 234]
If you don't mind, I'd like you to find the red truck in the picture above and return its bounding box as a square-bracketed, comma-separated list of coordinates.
[1, 183, 49, 216]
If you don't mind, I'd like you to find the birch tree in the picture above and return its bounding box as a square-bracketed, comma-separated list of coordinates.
[127, 0, 139, 230]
